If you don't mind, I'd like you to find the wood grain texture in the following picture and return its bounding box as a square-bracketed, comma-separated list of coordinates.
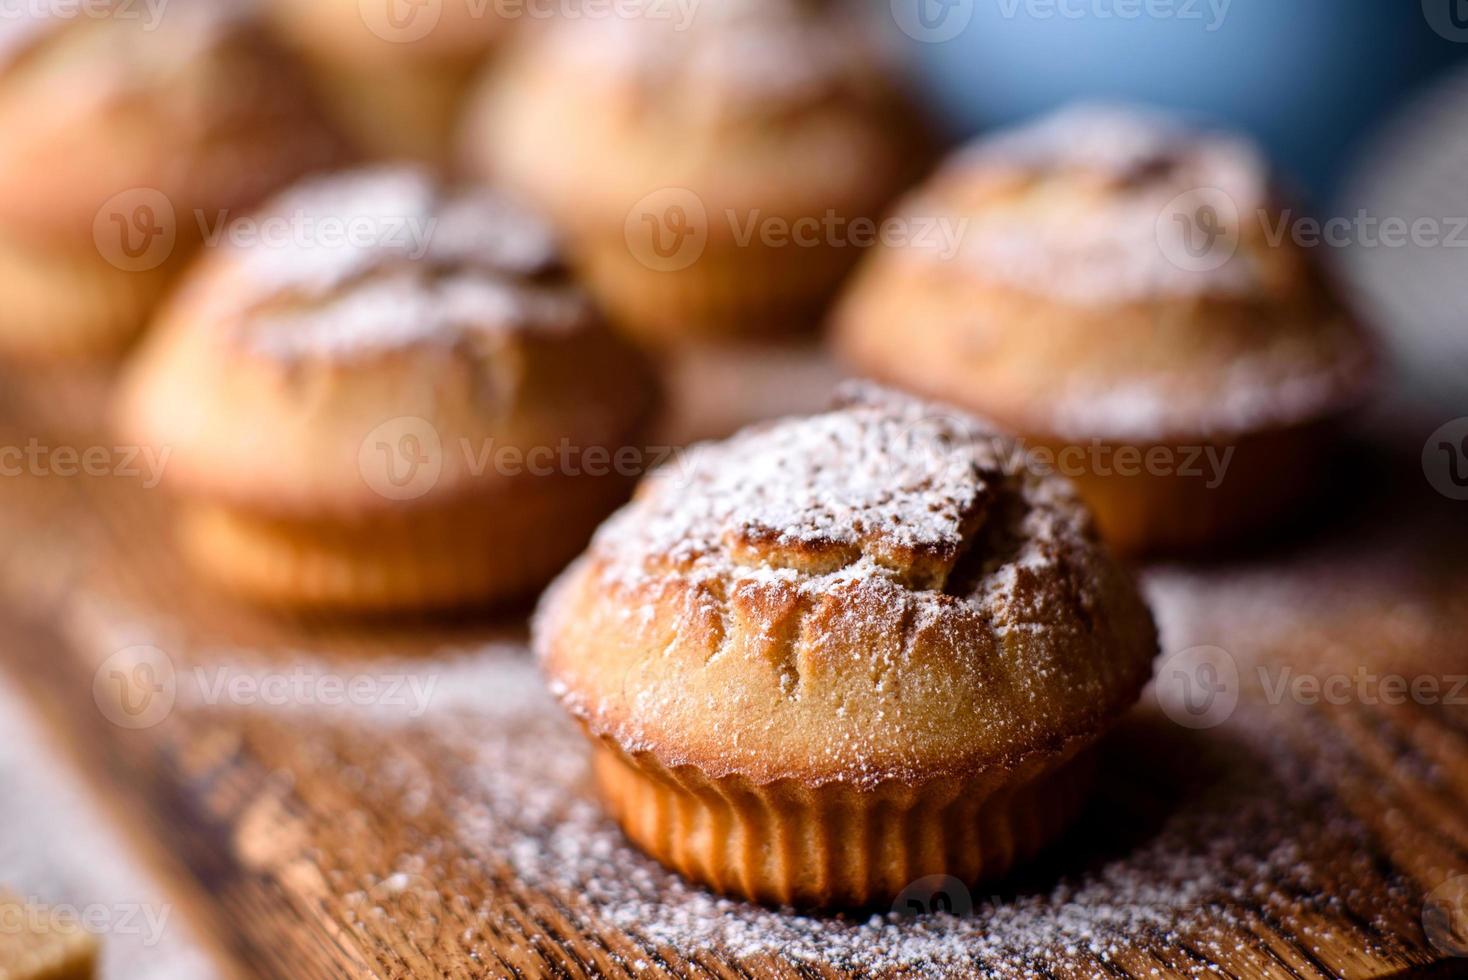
[0, 354, 1466, 979]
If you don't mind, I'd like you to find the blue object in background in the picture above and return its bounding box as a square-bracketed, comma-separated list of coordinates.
[891, 0, 1466, 203]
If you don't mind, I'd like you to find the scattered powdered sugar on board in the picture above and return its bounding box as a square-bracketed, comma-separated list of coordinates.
[76, 513, 1445, 976]
[333, 644, 1402, 977]
[207, 625, 1410, 977]
[0, 675, 223, 980]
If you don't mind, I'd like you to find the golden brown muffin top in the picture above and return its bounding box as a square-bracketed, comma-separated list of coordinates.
[464, 0, 919, 222]
[266, 0, 511, 66]
[0, 0, 344, 242]
[927, 103, 1273, 303]
[835, 105, 1372, 441]
[536, 0, 893, 119]
[217, 168, 576, 359]
[115, 167, 658, 516]
[536, 385, 1158, 786]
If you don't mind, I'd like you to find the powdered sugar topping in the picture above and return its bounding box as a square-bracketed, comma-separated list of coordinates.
[595, 387, 1014, 590]
[543, 0, 892, 113]
[224, 168, 578, 358]
[960, 103, 1264, 187]
[1043, 348, 1370, 441]
[923, 104, 1273, 304]
[576, 387, 1095, 625]
[246, 271, 589, 360]
[235, 169, 560, 297]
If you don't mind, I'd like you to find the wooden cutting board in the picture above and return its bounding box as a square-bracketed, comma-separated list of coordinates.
[0, 350, 1465, 979]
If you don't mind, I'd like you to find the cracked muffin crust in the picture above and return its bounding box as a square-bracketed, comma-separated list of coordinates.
[534, 385, 1157, 907]
[115, 167, 659, 611]
[834, 105, 1373, 555]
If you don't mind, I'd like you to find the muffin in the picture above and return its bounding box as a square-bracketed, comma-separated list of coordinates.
[0, 0, 346, 360]
[115, 168, 659, 611]
[266, 0, 510, 165]
[534, 385, 1157, 908]
[834, 105, 1373, 555]
[462, 0, 924, 345]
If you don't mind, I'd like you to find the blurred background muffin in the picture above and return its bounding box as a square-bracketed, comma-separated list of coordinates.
[114, 167, 659, 611]
[834, 105, 1373, 555]
[0, 0, 347, 361]
[884, 0, 1465, 426]
[266, 0, 511, 166]
[461, 0, 927, 346]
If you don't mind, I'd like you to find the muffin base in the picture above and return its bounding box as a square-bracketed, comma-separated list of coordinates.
[591, 737, 1095, 909]
[0, 235, 174, 361]
[179, 477, 631, 611]
[1043, 420, 1334, 557]
[578, 234, 858, 346]
[301, 54, 475, 165]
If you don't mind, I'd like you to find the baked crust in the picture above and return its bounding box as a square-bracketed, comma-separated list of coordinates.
[0, 0, 345, 245]
[266, 0, 511, 68]
[460, 0, 926, 343]
[115, 167, 660, 521]
[0, 1, 347, 357]
[463, 2, 919, 232]
[536, 385, 1157, 787]
[264, 0, 510, 164]
[834, 104, 1372, 444]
